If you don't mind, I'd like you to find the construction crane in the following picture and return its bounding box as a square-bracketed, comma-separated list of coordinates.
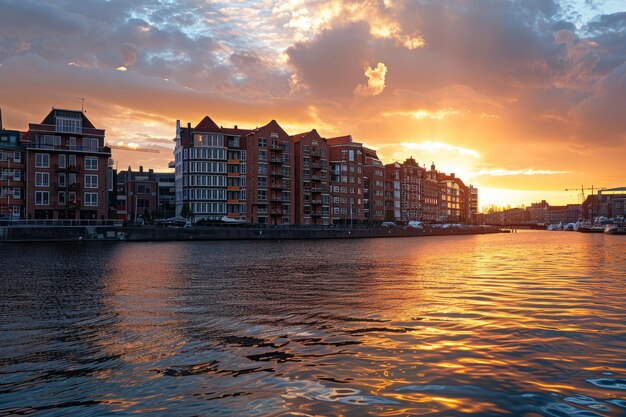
[564, 185, 605, 203]
[106, 143, 160, 153]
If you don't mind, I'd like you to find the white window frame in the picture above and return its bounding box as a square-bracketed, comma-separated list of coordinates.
[84, 174, 98, 189]
[35, 153, 49, 168]
[35, 191, 49, 205]
[35, 172, 49, 187]
[84, 192, 98, 206]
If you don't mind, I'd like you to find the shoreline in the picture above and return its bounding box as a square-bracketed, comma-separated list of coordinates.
[0, 225, 505, 243]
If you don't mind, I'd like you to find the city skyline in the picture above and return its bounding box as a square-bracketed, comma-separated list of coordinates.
[0, 0, 624, 210]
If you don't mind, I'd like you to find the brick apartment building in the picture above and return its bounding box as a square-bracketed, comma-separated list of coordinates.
[362, 147, 385, 222]
[246, 120, 294, 225]
[116, 166, 158, 222]
[222, 126, 249, 222]
[292, 129, 330, 225]
[327, 135, 364, 225]
[0, 121, 26, 219]
[23, 108, 111, 220]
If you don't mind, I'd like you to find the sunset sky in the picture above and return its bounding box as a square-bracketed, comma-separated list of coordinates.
[0, 0, 624, 210]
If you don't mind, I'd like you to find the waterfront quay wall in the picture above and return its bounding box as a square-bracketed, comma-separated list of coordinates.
[125, 226, 502, 241]
[0, 225, 503, 242]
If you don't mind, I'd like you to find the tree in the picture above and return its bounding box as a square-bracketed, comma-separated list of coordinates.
[180, 203, 194, 219]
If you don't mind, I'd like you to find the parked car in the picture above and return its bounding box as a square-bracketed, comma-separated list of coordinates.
[381, 221, 397, 228]
[407, 220, 423, 229]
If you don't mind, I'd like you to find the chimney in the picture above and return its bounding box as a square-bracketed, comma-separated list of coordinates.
[451, 173, 455, 178]
[149, 168, 153, 174]
[0, 107, 3, 130]
[187, 122, 191, 131]
[139, 166, 143, 172]
[234, 125, 238, 129]
[175, 120, 180, 139]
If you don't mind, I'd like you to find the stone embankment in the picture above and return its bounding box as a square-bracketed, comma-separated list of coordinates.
[0, 225, 503, 242]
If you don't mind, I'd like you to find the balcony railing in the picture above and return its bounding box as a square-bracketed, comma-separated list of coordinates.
[29, 143, 109, 153]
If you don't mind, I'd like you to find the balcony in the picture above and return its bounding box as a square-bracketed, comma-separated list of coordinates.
[29, 143, 109, 154]
[54, 164, 82, 173]
[270, 195, 284, 202]
[311, 175, 322, 181]
[311, 187, 322, 193]
[227, 199, 240, 204]
[270, 143, 283, 150]
[270, 158, 282, 164]
[227, 185, 240, 191]
[270, 209, 284, 215]
[227, 159, 240, 165]
[311, 199, 322, 205]
[270, 183, 283, 189]
[68, 200, 81, 209]
[312, 211, 322, 217]
[270, 170, 283, 177]
[227, 172, 240, 177]
[68, 183, 81, 190]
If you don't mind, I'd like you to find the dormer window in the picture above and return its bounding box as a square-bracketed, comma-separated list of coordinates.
[56, 117, 82, 133]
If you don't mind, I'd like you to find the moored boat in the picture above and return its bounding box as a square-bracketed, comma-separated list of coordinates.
[604, 223, 626, 235]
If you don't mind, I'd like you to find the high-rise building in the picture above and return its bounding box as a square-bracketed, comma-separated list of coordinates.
[24, 108, 111, 220]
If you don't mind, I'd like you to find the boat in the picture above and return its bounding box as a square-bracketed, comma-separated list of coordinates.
[578, 224, 605, 233]
[604, 223, 626, 235]
[577, 222, 605, 233]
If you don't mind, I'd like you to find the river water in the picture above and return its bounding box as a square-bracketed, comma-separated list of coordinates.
[1, 231, 625, 416]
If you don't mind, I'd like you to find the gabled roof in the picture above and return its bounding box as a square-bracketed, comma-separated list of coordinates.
[249, 119, 290, 139]
[326, 135, 352, 145]
[291, 129, 322, 143]
[194, 116, 221, 132]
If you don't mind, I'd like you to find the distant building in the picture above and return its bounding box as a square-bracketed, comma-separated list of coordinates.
[24, 108, 111, 220]
[583, 187, 626, 220]
[155, 172, 176, 219]
[468, 185, 479, 223]
[116, 166, 158, 221]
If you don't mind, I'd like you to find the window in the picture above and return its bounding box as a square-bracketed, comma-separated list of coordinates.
[349, 150, 355, 161]
[258, 164, 267, 174]
[35, 172, 49, 187]
[84, 192, 98, 206]
[58, 154, 66, 168]
[258, 190, 267, 201]
[258, 177, 267, 188]
[68, 137, 77, 150]
[35, 154, 49, 168]
[35, 191, 49, 205]
[258, 138, 267, 148]
[56, 117, 82, 133]
[13, 152, 21, 163]
[69, 155, 77, 167]
[69, 173, 77, 186]
[85, 174, 98, 188]
[69, 191, 77, 203]
[85, 157, 98, 170]
[258, 150, 267, 161]
[83, 138, 99, 152]
[58, 191, 66, 205]
[58, 173, 66, 187]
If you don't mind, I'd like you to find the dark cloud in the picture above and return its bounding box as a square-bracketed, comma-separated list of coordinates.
[287, 22, 372, 97]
